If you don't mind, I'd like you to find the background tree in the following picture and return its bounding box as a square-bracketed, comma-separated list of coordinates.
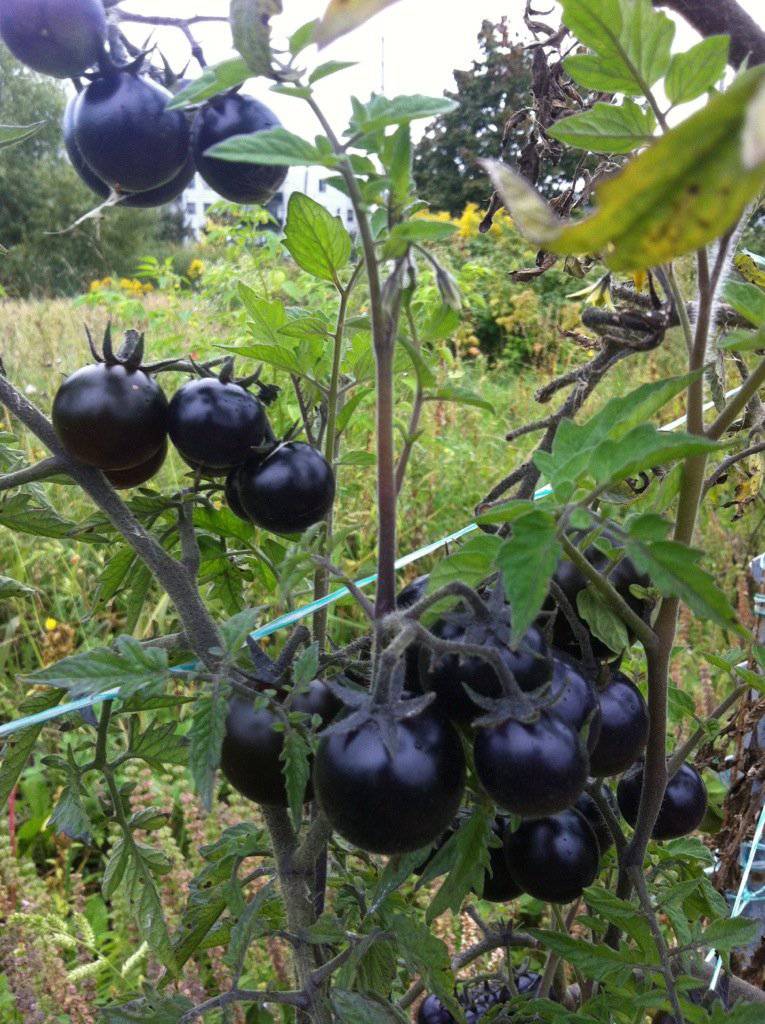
[0, 50, 182, 297]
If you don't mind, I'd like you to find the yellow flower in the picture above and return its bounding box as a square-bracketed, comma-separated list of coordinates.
[45, 617, 58, 631]
[188, 259, 205, 280]
[456, 202, 482, 239]
[119, 277, 133, 290]
[89, 280, 102, 293]
[141, 282, 154, 294]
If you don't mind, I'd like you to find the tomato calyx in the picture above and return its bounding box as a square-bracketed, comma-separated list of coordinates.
[85, 323, 147, 371]
[318, 683, 440, 758]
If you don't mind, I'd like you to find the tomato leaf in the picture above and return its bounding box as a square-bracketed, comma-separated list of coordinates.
[547, 100, 655, 153]
[496, 508, 561, 643]
[0, 122, 45, 149]
[281, 728, 311, 830]
[723, 280, 765, 327]
[189, 691, 227, 811]
[665, 35, 730, 105]
[167, 58, 251, 110]
[284, 192, 352, 283]
[426, 807, 493, 922]
[207, 127, 338, 168]
[576, 588, 629, 655]
[230, 0, 282, 77]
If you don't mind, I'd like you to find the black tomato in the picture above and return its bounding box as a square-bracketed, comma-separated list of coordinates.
[548, 653, 602, 753]
[104, 439, 167, 490]
[235, 442, 336, 535]
[574, 790, 618, 856]
[503, 808, 600, 903]
[418, 621, 552, 723]
[225, 467, 250, 521]
[617, 761, 707, 840]
[0, 0, 106, 78]
[474, 712, 588, 817]
[221, 681, 339, 807]
[482, 817, 523, 902]
[589, 673, 649, 777]
[515, 971, 542, 996]
[73, 71, 191, 193]
[63, 95, 195, 207]
[397, 574, 429, 609]
[192, 94, 288, 205]
[313, 704, 466, 855]
[52, 362, 168, 471]
[417, 994, 454, 1024]
[544, 534, 651, 660]
[168, 377, 267, 473]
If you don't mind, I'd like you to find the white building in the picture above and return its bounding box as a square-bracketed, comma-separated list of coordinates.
[181, 166, 357, 238]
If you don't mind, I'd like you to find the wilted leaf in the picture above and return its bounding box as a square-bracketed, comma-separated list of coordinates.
[230, 0, 282, 77]
[316, 0, 402, 48]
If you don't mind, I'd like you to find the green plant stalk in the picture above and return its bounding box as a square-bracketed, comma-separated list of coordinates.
[312, 264, 362, 649]
[306, 96, 398, 619]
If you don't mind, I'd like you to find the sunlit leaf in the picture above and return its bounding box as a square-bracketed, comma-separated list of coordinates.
[166, 58, 251, 109]
[665, 36, 729, 105]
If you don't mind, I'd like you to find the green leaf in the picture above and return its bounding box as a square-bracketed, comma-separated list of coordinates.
[427, 807, 493, 922]
[626, 539, 740, 628]
[387, 124, 412, 210]
[427, 534, 503, 597]
[239, 284, 288, 341]
[385, 913, 459, 1018]
[583, 887, 655, 956]
[701, 916, 758, 952]
[0, 688, 64, 808]
[561, 0, 674, 94]
[284, 192, 352, 283]
[100, 993, 193, 1024]
[388, 219, 457, 245]
[424, 385, 494, 413]
[419, 304, 460, 343]
[131, 723, 188, 769]
[281, 728, 311, 830]
[530, 929, 636, 984]
[316, 0, 404, 48]
[224, 881, 276, 973]
[220, 607, 265, 655]
[231, 0, 282, 77]
[0, 493, 76, 537]
[589, 426, 720, 485]
[576, 586, 629, 655]
[293, 643, 319, 686]
[497, 508, 561, 643]
[547, 101, 655, 154]
[189, 691, 227, 811]
[207, 128, 338, 168]
[96, 546, 136, 604]
[137, 875, 176, 973]
[331, 990, 407, 1024]
[724, 280, 765, 326]
[166, 58, 251, 109]
[289, 19, 318, 56]
[665, 36, 729, 105]
[0, 122, 45, 149]
[368, 847, 432, 913]
[399, 335, 435, 389]
[50, 754, 91, 842]
[0, 575, 37, 599]
[348, 94, 459, 136]
[27, 641, 169, 699]
[481, 66, 765, 272]
[102, 840, 129, 899]
[309, 60, 357, 84]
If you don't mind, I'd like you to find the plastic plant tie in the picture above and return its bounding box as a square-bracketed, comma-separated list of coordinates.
[706, 799, 765, 990]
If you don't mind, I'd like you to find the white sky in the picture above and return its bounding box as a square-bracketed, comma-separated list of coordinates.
[118, 1, 763, 141]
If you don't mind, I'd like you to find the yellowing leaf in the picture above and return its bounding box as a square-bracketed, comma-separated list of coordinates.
[482, 67, 765, 273]
[315, 0, 402, 48]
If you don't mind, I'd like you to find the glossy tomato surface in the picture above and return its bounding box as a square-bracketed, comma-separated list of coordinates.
[192, 94, 288, 204]
[63, 95, 195, 206]
[419, 620, 552, 722]
[504, 808, 600, 903]
[52, 363, 168, 470]
[617, 761, 707, 839]
[168, 377, 267, 472]
[73, 72, 190, 193]
[221, 681, 337, 807]
[104, 439, 167, 489]
[589, 673, 649, 777]
[474, 712, 588, 817]
[225, 467, 250, 521]
[313, 705, 466, 854]
[548, 653, 602, 752]
[235, 442, 335, 534]
[0, 0, 106, 77]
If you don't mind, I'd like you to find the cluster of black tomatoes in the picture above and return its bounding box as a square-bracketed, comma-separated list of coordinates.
[1, 0, 286, 210]
[221, 552, 708, 910]
[51, 328, 335, 534]
[418, 974, 542, 1024]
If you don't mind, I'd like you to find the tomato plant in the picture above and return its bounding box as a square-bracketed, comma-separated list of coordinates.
[0, 1, 764, 1022]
